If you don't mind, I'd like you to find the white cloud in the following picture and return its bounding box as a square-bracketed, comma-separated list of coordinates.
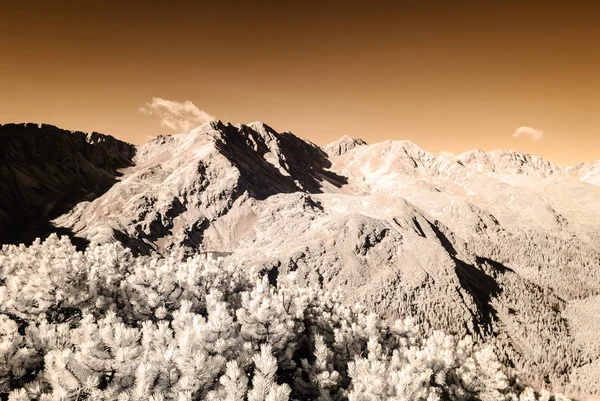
[139, 97, 215, 132]
[440, 150, 455, 158]
[513, 126, 544, 142]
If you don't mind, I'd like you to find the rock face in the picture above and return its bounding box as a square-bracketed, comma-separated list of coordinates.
[2, 120, 600, 393]
[0, 123, 135, 245]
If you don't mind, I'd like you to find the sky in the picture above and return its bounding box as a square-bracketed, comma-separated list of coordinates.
[1, 1, 599, 165]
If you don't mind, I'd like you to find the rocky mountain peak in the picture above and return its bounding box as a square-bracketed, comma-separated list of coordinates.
[323, 135, 367, 157]
[53, 121, 348, 253]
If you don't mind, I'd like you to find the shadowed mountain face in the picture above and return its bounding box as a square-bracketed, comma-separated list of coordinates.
[2, 120, 600, 395]
[0, 123, 135, 246]
[211, 121, 347, 198]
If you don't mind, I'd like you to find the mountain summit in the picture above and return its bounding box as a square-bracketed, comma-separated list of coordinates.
[323, 135, 367, 157]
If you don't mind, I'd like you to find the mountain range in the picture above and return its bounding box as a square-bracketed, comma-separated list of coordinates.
[1, 121, 599, 397]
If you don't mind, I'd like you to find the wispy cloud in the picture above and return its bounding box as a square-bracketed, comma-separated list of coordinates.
[513, 126, 544, 142]
[139, 97, 215, 132]
[440, 150, 455, 158]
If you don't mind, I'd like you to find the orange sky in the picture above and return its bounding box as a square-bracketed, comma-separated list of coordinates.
[1, 1, 599, 165]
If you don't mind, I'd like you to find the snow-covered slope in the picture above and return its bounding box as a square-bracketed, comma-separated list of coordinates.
[2, 121, 600, 394]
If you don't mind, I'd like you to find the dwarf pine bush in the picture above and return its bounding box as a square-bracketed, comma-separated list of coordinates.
[0, 235, 567, 400]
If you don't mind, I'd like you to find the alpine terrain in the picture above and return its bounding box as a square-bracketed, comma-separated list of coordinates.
[0, 121, 599, 401]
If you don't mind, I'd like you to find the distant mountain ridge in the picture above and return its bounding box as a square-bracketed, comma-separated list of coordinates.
[457, 149, 564, 178]
[568, 160, 600, 186]
[1, 121, 600, 396]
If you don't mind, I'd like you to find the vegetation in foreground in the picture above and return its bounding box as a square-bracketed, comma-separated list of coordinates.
[0, 235, 569, 401]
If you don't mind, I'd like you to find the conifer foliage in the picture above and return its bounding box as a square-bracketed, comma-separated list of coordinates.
[0, 235, 567, 400]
